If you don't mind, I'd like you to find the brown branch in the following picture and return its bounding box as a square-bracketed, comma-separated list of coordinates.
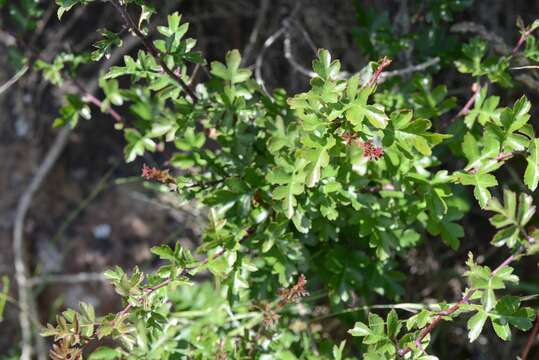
[110, 0, 198, 103]
[442, 82, 480, 130]
[521, 310, 539, 360]
[397, 250, 519, 357]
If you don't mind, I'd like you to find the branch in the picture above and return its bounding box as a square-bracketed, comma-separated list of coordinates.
[27, 272, 107, 287]
[0, 65, 29, 97]
[282, 27, 438, 83]
[110, 0, 198, 103]
[451, 22, 511, 54]
[255, 27, 286, 96]
[397, 249, 520, 357]
[444, 82, 480, 128]
[521, 310, 539, 360]
[377, 57, 440, 83]
[72, 78, 125, 125]
[109, 227, 254, 328]
[241, 0, 270, 66]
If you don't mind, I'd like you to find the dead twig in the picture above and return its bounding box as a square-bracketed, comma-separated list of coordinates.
[255, 27, 286, 97]
[241, 0, 270, 66]
[27, 272, 107, 287]
[0, 66, 29, 97]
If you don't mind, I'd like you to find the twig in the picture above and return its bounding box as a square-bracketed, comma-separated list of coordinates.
[283, 30, 317, 78]
[27, 272, 107, 287]
[110, 0, 198, 103]
[511, 65, 539, 70]
[397, 249, 520, 357]
[51, 164, 117, 245]
[368, 57, 392, 87]
[255, 27, 286, 96]
[450, 22, 511, 54]
[0, 65, 29, 97]
[72, 79, 125, 125]
[378, 57, 440, 83]
[291, 20, 317, 54]
[241, 0, 270, 66]
[110, 227, 254, 328]
[521, 310, 539, 360]
[444, 82, 480, 128]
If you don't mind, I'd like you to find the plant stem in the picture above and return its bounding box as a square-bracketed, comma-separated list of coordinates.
[398, 249, 520, 357]
[110, 0, 199, 103]
[521, 310, 539, 360]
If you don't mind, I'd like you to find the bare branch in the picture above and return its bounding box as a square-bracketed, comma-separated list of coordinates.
[0, 65, 29, 97]
[27, 273, 107, 287]
[241, 0, 270, 66]
[378, 57, 440, 83]
[255, 27, 286, 97]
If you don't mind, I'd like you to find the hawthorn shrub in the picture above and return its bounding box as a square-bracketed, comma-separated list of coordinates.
[28, 0, 539, 359]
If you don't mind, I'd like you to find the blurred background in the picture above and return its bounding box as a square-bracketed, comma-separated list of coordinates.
[1, 0, 539, 358]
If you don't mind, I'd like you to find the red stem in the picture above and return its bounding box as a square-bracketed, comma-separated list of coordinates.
[446, 82, 480, 127]
[72, 79, 125, 124]
[368, 57, 392, 87]
[521, 310, 539, 360]
[398, 250, 518, 357]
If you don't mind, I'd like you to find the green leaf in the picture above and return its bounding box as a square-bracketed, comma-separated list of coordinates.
[524, 139, 539, 191]
[301, 136, 335, 187]
[332, 340, 346, 360]
[455, 172, 498, 208]
[386, 309, 400, 338]
[210, 49, 251, 84]
[312, 49, 341, 80]
[88, 346, 121, 360]
[467, 310, 488, 342]
[490, 296, 535, 340]
[56, 0, 90, 19]
[349, 321, 371, 337]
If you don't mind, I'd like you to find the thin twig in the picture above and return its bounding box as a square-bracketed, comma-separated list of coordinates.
[110, 0, 198, 103]
[511, 65, 539, 70]
[444, 82, 480, 128]
[0, 65, 29, 97]
[451, 21, 539, 93]
[283, 30, 317, 78]
[378, 57, 440, 83]
[255, 27, 286, 97]
[72, 79, 125, 125]
[397, 249, 520, 357]
[521, 310, 539, 360]
[27, 272, 107, 287]
[241, 0, 270, 66]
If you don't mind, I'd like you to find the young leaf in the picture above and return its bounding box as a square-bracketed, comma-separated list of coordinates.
[524, 139, 539, 191]
[467, 310, 488, 342]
